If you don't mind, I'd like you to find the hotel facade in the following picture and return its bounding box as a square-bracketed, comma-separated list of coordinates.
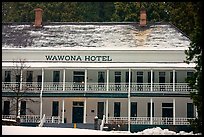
[2, 8, 197, 131]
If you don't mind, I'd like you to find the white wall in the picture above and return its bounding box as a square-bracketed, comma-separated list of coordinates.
[2, 49, 187, 63]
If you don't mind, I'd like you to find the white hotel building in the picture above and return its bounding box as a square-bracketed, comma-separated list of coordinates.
[2, 8, 197, 131]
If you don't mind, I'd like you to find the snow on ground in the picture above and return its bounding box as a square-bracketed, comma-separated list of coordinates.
[2, 126, 201, 135]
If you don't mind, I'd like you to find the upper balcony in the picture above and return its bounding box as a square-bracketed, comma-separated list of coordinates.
[2, 82, 195, 94]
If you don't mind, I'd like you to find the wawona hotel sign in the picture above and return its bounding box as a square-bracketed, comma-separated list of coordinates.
[45, 55, 113, 62]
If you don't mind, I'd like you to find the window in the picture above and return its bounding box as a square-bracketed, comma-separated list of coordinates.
[73, 71, 85, 90]
[137, 72, 143, 83]
[159, 72, 165, 83]
[147, 102, 154, 117]
[20, 101, 26, 115]
[73, 102, 84, 106]
[162, 103, 173, 117]
[187, 103, 194, 118]
[16, 75, 20, 88]
[148, 71, 155, 83]
[131, 102, 137, 117]
[5, 71, 11, 82]
[126, 71, 132, 84]
[52, 101, 59, 116]
[137, 71, 143, 91]
[26, 71, 33, 83]
[16, 75, 20, 83]
[115, 72, 121, 91]
[98, 72, 105, 85]
[37, 75, 42, 89]
[97, 102, 104, 119]
[3, 101, 10, 115]
[53, 71, 60, 83]
[170, 72, 177, 83]
[114, 102, 120, 117]
[159, 72, 166, 91]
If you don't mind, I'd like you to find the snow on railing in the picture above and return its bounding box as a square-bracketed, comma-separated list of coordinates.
[100, 115, 105, 131]
[38, 114, 46, 127]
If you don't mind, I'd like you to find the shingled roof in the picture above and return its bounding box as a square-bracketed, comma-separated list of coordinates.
[2, 22, 190, 50]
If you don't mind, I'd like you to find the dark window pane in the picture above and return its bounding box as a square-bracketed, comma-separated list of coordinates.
[20, 101, 26, 115]
[147, 102, 154, 117]
[52, 101, 59, 116]
[114, 102, 120, 117]
[3, 101, 10, 115]
[131, 102, 137, 117]
[97, 102, 104, 119]
[5, 71, 11, 82]
[187, 103, 194, 118]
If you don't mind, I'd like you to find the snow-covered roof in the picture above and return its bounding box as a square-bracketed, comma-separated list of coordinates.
[2, 22, 191, 50]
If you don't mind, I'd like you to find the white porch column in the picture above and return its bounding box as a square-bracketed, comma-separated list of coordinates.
[62, 99, 65, 123]
[20, 69, 23, 91]
[40, 68, 44, 120]
[128, 68, 131, 132]
[18, 69, 23, 117]
[151, 69, 153, 92]
[150, 98, 153, 125]
[173, 69, 175, 91]
[85, 69, 87, 91]
[63, 69, 66, 91]
[195, 106, 198, 118]
[106, 69, 109, 91]
[83, 98, 87, 123]
[173, 98, 176, 125]
[18, 101, 21, 117]
[105, 99, 109, 123]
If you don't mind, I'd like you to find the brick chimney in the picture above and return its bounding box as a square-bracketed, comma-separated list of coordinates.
[34, 8, 43, 28]
[140, 8, 146, 27]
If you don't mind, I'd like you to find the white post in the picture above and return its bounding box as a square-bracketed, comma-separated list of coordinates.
[18, 101, 21, 117]
[105, 99, 109, 123]
[85, 69, 87, 91]
[20, 69, 23, 91]
[106, 69, 109, 91]
[18, 69, 23, 118]
[150, 98, 153, 125]
[62, 99, 65, 123]
[83, 98, 87, 123]
[173, 69, 175, 92]
[173, 98, 175, 125]
[151, 69, 153, 91]
[63, 69, 66, 91]
[128, 68, 131, 132]
[40, 68, 44, 120]
[195, 106, 198, 118]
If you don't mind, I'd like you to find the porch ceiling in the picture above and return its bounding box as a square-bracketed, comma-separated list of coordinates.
[2, 62, 195, 69]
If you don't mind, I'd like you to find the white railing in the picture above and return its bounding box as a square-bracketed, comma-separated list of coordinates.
[107, 117, 195, 125]
[2, 115, 194, 125]
[2, 82, 195, 93]
[44, 116, 61, 124]
[20, 115, 41, 123]
[2, 115, 61, 124]
[2, 115, 16, 120]
[44, 82, 63, 91]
